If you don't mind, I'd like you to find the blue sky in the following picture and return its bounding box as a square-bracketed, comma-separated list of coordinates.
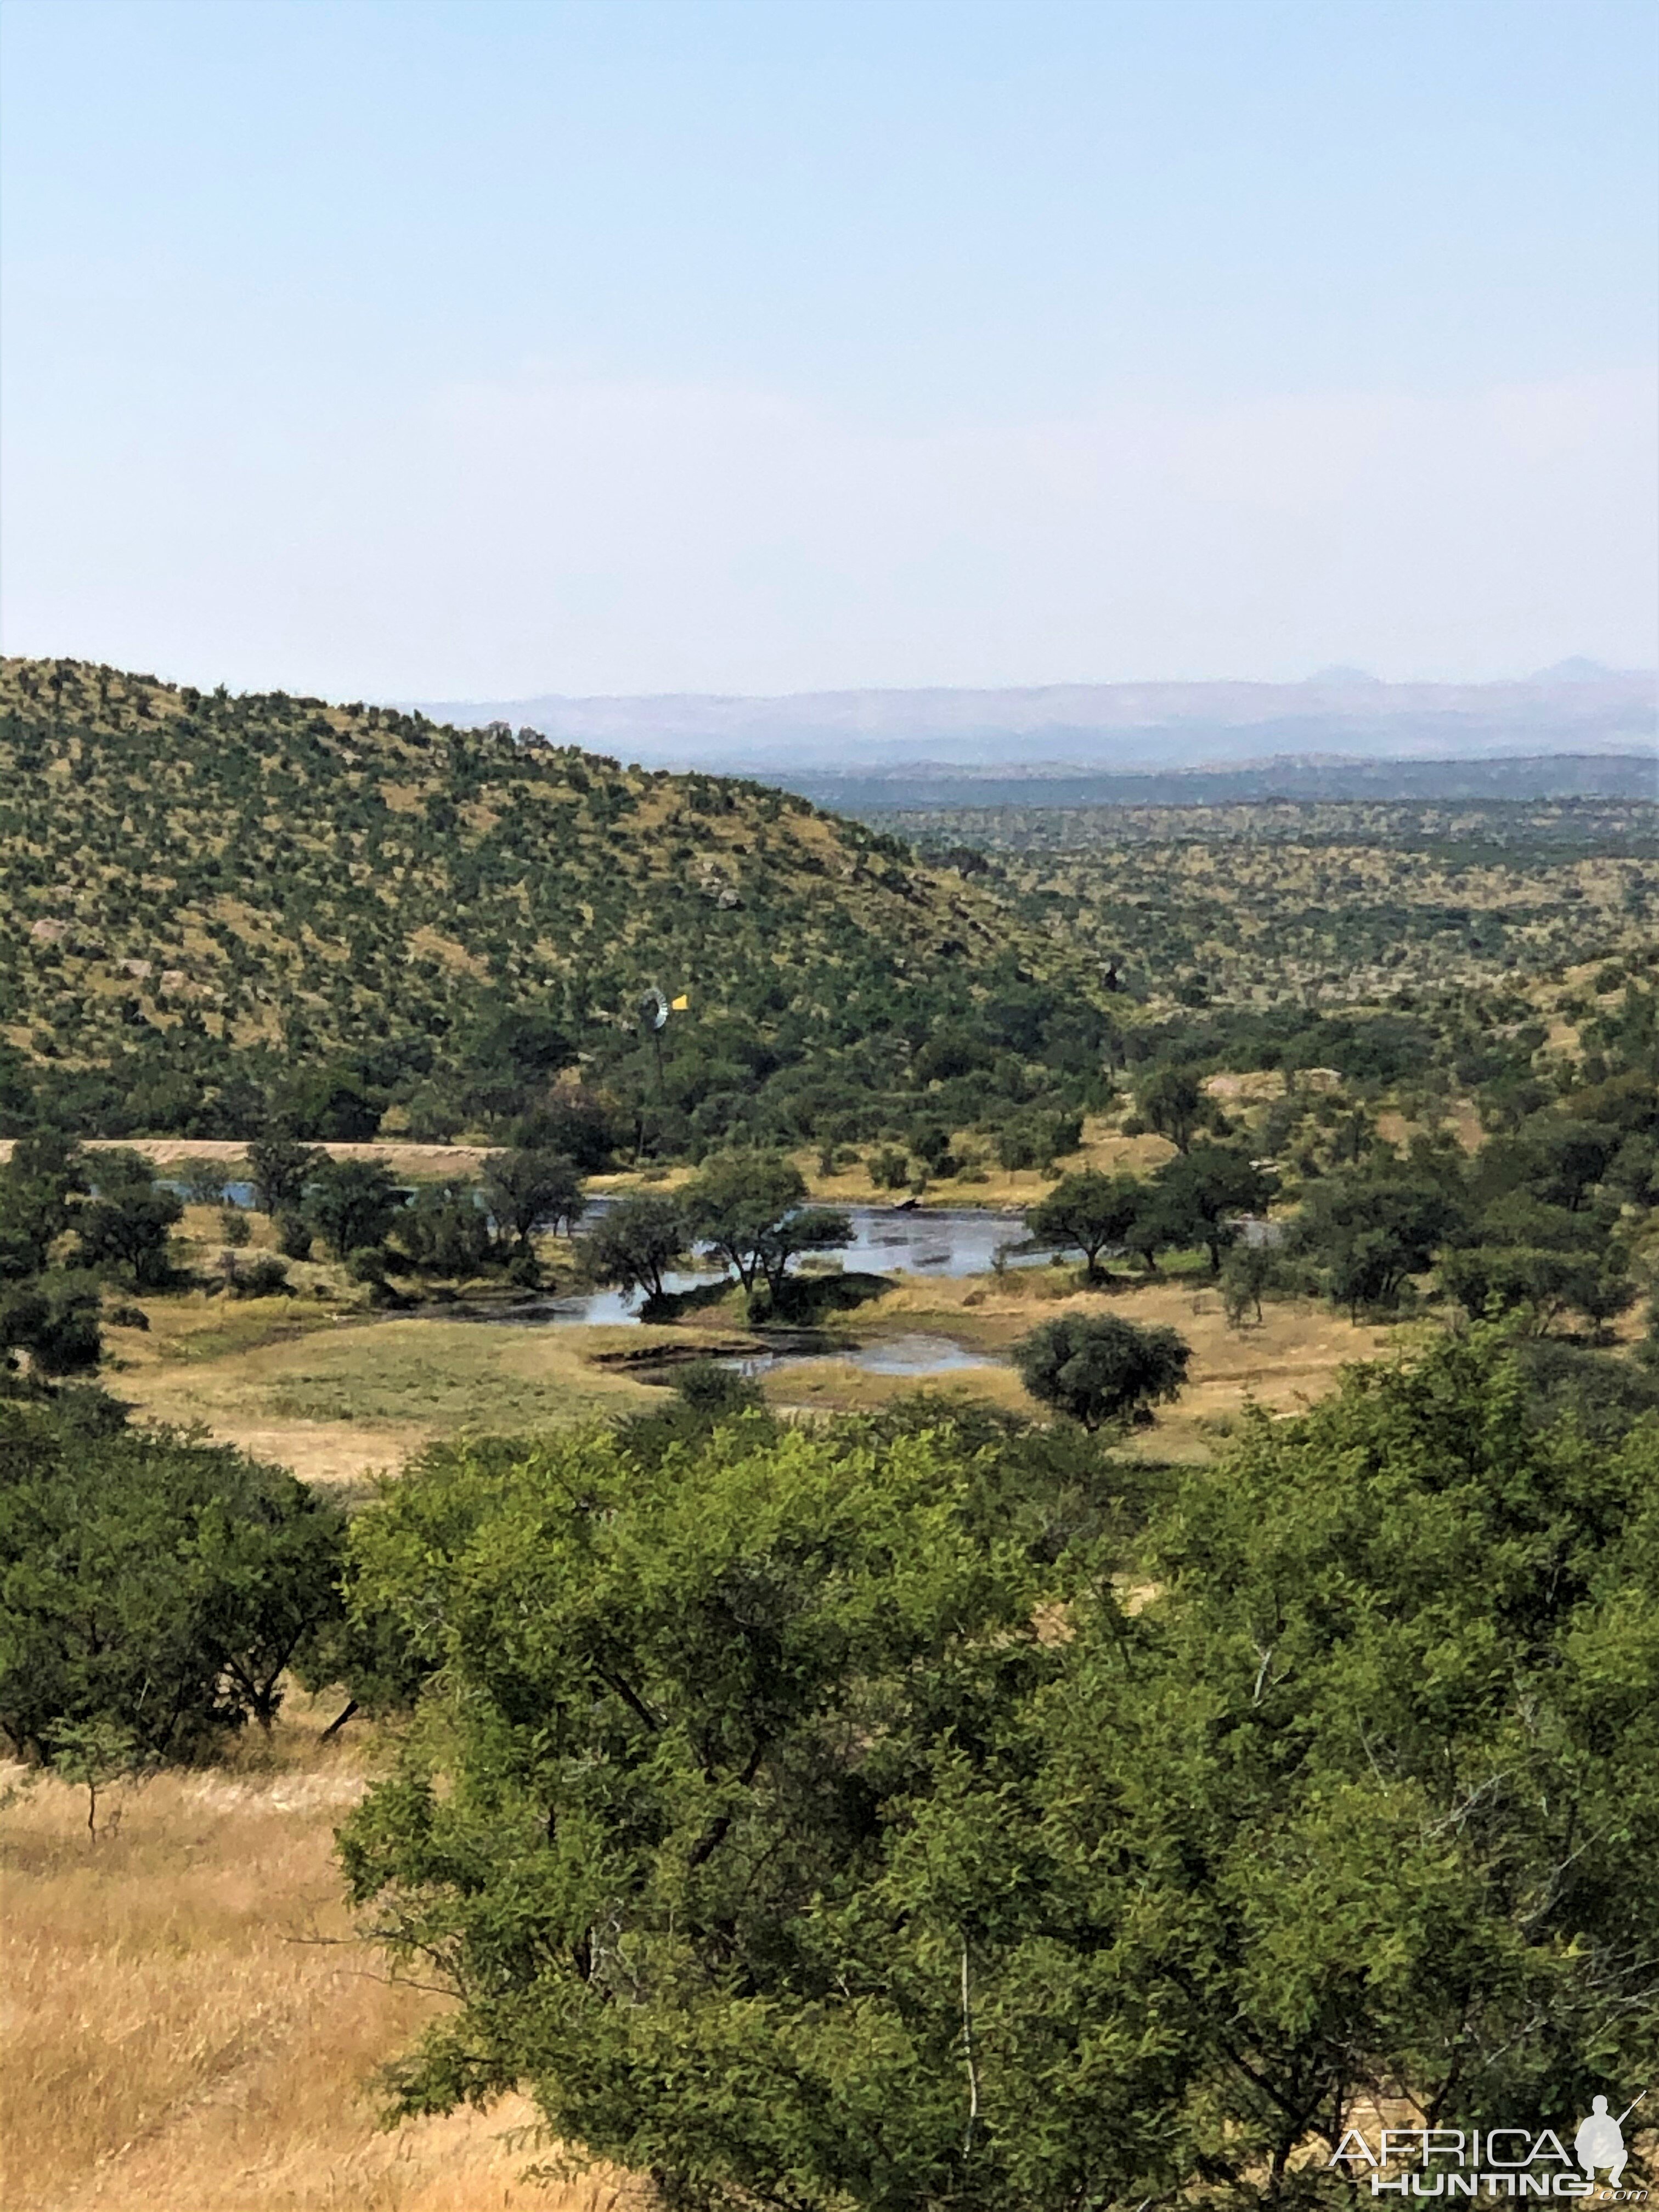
[2, 0, 1655, 697]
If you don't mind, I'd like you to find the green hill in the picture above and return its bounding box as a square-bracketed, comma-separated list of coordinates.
[0, 658, 1108, 1154]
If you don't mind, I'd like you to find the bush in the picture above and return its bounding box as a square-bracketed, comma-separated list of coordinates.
[1012, 1312, 1191, 1431]
[0, 1401, 344, 1758]
[273, 1207, 313, 1260]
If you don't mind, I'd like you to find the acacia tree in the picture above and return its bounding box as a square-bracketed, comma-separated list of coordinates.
[684, 1152, 851, 1296]
[1147, 1142, 1274, 1273]
[334, 1332, 1659, 2211]
[1137, 1065, 1207, 1153]
[1012, 1312, 1191, 1431]
[480, 1149, 585, 1257]
[303, 1157, 405, 1259]
[1025, 1169, 1144, 1281]
[0, 1408, 343, 1761]
[75, 1149, 184, 1287]
[579, 1192, 688, 1304]
[245, 1137, 320, 1217]
[1294, 1167, 1464, 1319]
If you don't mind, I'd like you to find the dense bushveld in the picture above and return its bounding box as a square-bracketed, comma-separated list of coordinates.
[900, 797, 1658, 1015]
[0, 658, 1104, 1165]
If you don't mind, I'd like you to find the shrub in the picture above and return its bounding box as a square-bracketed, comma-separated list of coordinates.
[1012, 1312, 1191, 1431]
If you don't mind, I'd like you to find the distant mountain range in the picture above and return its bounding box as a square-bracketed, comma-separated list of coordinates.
[409, 665, 1657, 795]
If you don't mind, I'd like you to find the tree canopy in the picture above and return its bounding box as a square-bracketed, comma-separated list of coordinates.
[333, 1330, 1659, 2210]
[1012, 1311, 1192, 1431]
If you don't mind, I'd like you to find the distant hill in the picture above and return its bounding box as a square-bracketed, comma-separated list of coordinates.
[411, 667, 1658, 778]
[0, 658, 1078, 1142]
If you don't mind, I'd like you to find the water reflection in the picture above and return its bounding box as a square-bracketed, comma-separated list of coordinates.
[546, 1203, 1045, 1325]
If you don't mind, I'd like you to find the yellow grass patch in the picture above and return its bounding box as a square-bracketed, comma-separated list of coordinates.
[0, 1712, 619, 2212]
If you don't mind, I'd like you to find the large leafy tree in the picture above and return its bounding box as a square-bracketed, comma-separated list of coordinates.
[684, 1152, 852, 1296]
[336, 1333, 1659, 2210]
[1137, 1065, 1208, 1153]
[0, 1272, 103, 1377]
[0, 1131, 87, 1281]
[578, 1192, 689, 1304]
[1012, 1311, 1192, 1431]
[1293, 1166, 1464, 1318]
[0, 1402, 344, 1760]
[1146, 1141, 1274, 1272]
[1440, 1195, 1635, 1339]
[479, 1148, 585, 1257]
[0, 1135, 103, 1376]
[1025, 1169, 1144, 1281]
[336, 1414, 1066, 2211]
[1035, 1330, 1659, 2196]
[74, 1147, 184, 1287]
[245, 1137, 320, 1217]
[302, 1156, 405, 1259]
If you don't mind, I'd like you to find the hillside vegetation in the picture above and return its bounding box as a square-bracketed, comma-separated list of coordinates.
[904, 797, 1659, 1016]
[1, 658, 1090, 1151]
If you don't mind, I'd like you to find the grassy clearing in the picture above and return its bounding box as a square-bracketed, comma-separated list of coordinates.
[107, 1310, 662, 1487]
[0, 1703, 619, 2212]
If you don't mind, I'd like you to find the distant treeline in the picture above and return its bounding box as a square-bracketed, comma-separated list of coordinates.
[788, 751, 1658, 811]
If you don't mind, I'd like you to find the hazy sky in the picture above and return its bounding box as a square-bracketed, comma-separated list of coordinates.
[2, 0, 1655, 699]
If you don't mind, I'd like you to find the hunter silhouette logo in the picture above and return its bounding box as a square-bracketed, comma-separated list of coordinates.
[1328, 2092, 1649, 2199]
[1577, 2100, 1637, 2193]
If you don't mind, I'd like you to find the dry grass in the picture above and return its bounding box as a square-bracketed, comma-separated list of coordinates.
[106, 1308, 661, 1487]
[0, 1707, 624, 2212]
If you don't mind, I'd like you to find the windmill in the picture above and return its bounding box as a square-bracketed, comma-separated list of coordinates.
[639, 988, 670, 1094]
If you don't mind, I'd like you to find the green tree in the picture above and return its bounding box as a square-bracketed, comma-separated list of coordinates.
[1012, 1312, 1191, 1431]
[0, 1131, 87, 1280]
[245, 1137, 320, 1217]
[685, 1153, 851, 1295]
[579, 1192, 688, 1304]
[0, 1271, 103, 1376]
[1137, 1065, 1207, 1153]
[1147, 1142, 1274, 1272]
[1025, 1169, 1144, 1281]
[332, 1333, 1659, 2212]
[1440, 1198, 1636, 1339]
[1219, 1237, 1285, 1328]
[1293, 1167, 1463, 1319]
[335, 1414, 1061, 2212]
[396, 1183, 493, 1276]
[0, 1403, 343, 1762]
[1042, 1330, 1659, 2196]
[302, 1156, 405, 1260]
[479, 1148, 585, 1257]
[75, 1148, 183, 1287]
